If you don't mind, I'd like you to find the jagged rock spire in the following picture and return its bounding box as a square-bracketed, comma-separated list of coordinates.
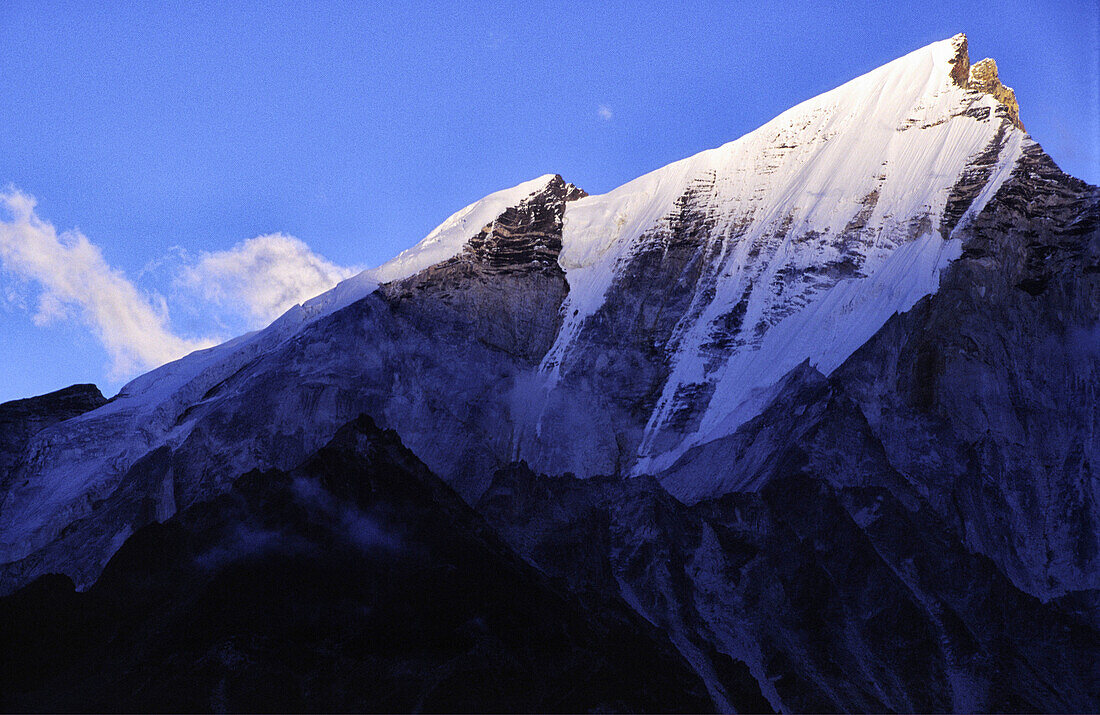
[968, 57, 1024, 129]
[947, 32, 1025, 130]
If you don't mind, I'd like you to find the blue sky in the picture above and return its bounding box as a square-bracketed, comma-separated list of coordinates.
[1, 0, 1097, 402]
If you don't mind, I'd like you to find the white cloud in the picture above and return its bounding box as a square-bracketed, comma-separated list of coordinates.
[178, 233, 359, 324]
[0, 268, 29, 312]
[0, 189, 360, 383]
[0, 189, 216, 379]
[597, 104, 614, 121]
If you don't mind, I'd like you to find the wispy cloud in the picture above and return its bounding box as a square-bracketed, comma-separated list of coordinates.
[597, 104, 614, 121]
[0, 189, 358, 382]
[177, 233, 359, 324]
[0, 189, 215, 379]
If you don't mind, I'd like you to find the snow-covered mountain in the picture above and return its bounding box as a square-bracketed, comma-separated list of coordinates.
[1, 33, 1097, 712]
[525, 32, 1025, 477]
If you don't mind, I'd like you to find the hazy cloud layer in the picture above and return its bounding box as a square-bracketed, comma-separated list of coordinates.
[0, 189, 357, 381]
[0, 189, 215, 378]
[178, 233, 358, 324]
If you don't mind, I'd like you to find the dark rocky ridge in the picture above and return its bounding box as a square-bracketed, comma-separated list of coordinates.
[379, 174, 583, 362]
[0, 415, 718, 713]
[829, 139, 1100, 602]
[480, 381, 1100, 711]
[463, 176, 586, 271]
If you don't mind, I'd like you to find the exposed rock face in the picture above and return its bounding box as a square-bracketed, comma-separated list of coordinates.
[829, 140, 1099, 601]
[0, 416, 715, 713]
[948, 36, 1023, 131]
[968, 57, 1024, 130]
[948, 33, 971, 87]
[463, 178, 586, 270]
[380, 174, 583, 362]
[479, 438, 1100, 713]
[0, 384, 105, 491]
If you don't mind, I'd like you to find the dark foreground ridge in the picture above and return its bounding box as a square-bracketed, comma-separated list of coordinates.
[0, 415, 730, 714]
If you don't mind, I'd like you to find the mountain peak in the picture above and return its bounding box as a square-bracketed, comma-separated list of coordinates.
[945, 33, 1024, 130]
[968, 57, 1024, 129]
[948, 33, 971, 86]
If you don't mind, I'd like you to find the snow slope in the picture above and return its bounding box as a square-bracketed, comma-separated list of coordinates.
[535, 33, 1027, 473]
[108, 173, 560, 417]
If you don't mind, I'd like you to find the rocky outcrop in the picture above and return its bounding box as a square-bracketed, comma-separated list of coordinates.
[380, 174, 581, 361]
[948, 33, 971, 88]
[968, 57, 1024, 130]
[0, 384, 105, 491]
[947, 35, 1024, 131]
[463, 176, 586, 271]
